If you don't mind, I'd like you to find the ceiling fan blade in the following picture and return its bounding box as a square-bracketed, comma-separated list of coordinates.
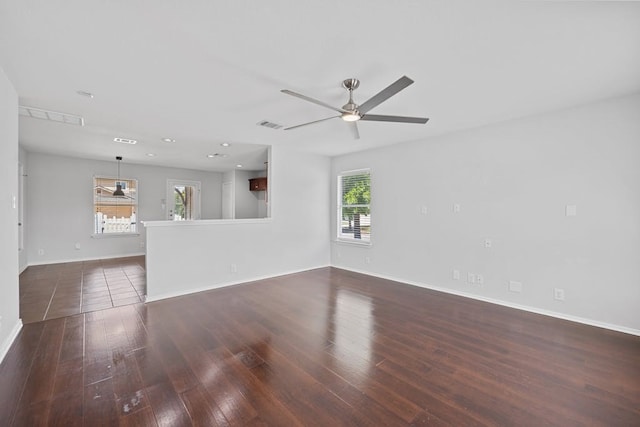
[358, 75, 414, 114]
[284, 115, 340, 130]
[347, 121, 360, 139]
[360, 114, 429, 124]
[281, 89, 346, 113]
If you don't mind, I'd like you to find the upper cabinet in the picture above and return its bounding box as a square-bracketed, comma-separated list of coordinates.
[249, 177, 267, 192]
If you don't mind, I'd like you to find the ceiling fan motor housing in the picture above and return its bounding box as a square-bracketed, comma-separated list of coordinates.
[342, 78, 360, 112]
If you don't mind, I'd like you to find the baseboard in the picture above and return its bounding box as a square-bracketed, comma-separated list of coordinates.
[146, 264, 330, 303]
[26, 252, 146, 267]
[0, 319, 23, 365]
[333, 266, 640, 337]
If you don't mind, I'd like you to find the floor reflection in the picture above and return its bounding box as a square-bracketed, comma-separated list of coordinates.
[328, 288, 374, 378]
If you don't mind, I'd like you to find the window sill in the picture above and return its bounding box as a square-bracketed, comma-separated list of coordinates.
[334, 238, 372, 247]
[92, 233, 140, 239]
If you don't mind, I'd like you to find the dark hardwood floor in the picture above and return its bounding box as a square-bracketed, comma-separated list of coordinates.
[1, 267, 639, 426]
[19, 256, 146, 323]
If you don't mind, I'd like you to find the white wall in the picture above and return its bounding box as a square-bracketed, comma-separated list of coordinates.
[25, 152, 224, 265]
[145, 146, 330, 300]
[0, 67, 20, 360]
[331, 93, 640, 333]
[234, 169, 267, 219]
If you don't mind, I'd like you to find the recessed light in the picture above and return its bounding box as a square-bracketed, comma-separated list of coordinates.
[114, 137, 137, 145]
[146, 153, 156, 157]
[220, 142, 230, 147]
[236, 164, 243, 168]
[162, 138, 176, 143]
[207, 153, 228, 158]
[206, 154, 215, 158]
[77, 90, 94, 98]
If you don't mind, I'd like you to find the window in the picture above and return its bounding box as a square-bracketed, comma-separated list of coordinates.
[337, 169, 371, 243]
[94, 176, 138, 234]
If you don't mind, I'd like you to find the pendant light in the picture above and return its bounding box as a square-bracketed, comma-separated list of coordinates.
[113, 156, 125, 197]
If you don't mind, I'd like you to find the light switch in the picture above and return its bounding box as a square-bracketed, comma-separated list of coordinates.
[566, 205, 577, 217]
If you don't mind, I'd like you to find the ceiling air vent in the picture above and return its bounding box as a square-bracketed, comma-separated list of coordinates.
[257, 120, 283, 130]
[114, 137, 138, 145]
[19, 106, 84, 126]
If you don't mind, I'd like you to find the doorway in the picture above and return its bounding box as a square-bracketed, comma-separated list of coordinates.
[167, 180, 201, 220]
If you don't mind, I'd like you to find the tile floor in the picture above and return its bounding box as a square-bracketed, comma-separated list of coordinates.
[19, 256, 146, 324]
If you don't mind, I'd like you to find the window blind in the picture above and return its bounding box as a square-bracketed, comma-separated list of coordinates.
[337, 169, 371, 243]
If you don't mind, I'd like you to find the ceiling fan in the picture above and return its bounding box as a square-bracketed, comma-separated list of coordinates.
[281, 75, 429, 139]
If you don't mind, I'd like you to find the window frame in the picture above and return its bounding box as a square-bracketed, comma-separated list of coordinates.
[337, 168, 371, 245]
[93, 175, 139, 236]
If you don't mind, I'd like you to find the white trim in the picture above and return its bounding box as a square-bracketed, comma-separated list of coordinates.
[146, 264, 329, 303]
[332, 265, 640, 337]
[92, 233, 140, 238]
[0, 319, 23, 365]
[143, 218, 272, 227]
[27, 252, 146, 267]
[334, 239, 372, 247]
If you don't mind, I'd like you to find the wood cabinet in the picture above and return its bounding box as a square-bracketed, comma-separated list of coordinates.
[249, 177, 267, 191]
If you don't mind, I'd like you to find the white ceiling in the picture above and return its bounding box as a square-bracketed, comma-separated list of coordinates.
[1, 1, 639, 172]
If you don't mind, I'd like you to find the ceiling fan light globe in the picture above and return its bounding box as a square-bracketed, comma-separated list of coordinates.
[342, 112, 361, 122]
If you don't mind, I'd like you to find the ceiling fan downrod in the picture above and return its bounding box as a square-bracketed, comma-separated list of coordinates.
[341, 78, 361, 121]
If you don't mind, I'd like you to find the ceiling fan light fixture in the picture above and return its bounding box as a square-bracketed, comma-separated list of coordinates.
[342, 112, 361, 122]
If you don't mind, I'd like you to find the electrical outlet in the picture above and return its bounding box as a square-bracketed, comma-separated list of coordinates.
[365, 256, 371, 264]
[419, 206, 428, 215]
[74, 242, 81, 250]
[509, 281, 523, 293]
[38, 249, 44, 256]
[476, 274, 484, 285]
[452, 269, 460, 280]
[484, 238, 492, 248]
[566, 205, 577, 217]
[467, 273, 476, 284]
[554, 288, 565, 301]
[139, 242, 145, 248]
[453, 203, 461, 213]
[230, 263, 237, 273]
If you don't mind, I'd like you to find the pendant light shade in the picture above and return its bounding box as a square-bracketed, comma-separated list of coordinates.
[113, 156, 125, 197]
